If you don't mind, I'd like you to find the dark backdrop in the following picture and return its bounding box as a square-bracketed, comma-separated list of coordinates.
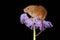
[15, 0, 59, 40]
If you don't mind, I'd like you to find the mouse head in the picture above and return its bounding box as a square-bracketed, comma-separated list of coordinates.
[23, 5, 39, 17]
[23, 5, 38, 13]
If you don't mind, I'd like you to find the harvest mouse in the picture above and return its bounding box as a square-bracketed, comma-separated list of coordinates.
[23, 5, 47, 20]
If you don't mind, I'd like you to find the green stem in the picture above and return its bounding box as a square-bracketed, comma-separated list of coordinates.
[33, 26, 36, 40]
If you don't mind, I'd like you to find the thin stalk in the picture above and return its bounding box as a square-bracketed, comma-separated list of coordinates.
[33, 26, 36, 40]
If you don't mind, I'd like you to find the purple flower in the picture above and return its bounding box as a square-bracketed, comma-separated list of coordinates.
[20, 13, 53, 31]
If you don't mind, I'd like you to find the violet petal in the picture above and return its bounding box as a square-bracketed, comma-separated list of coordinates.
[20, 13, 29, 24]
[43, 20, 53, 28]
[25, 19, 34, 28]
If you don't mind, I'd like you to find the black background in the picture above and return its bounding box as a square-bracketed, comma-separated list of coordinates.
[15, 0, 59, 40]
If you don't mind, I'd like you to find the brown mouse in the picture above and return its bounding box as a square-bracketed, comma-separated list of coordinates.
[23, 5, 47, 20]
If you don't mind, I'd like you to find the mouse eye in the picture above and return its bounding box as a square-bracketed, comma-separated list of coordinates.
[27, 8, 29, 10]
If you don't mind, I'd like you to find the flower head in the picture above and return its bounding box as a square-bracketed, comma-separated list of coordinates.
[20, 13, 53, 31]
